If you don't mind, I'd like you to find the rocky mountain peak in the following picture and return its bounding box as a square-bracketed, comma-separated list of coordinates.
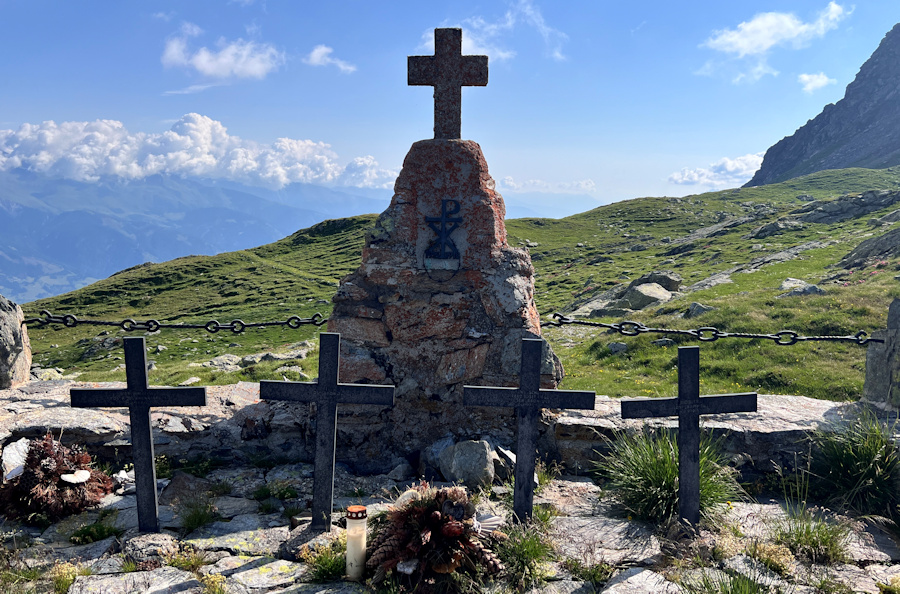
[745, 23, 900, 187]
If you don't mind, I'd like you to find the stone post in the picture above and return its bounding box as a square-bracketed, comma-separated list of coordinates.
[0, 295, 31, 389]
[863, 299, 900, 410]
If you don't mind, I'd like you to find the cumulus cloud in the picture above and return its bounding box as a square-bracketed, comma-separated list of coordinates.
[498, 176, 595, 193]
[303, 45, 356, 73]
[798, 72, 836, 93]
[421, 0, 567, 62]
[162, 22, 284, 80]
[668, 153, 764, 187]
[702, 2, 849, 82]
[0, 114, 397, 190]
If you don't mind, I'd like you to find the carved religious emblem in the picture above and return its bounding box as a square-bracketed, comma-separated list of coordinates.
[424, 199, 462, 270]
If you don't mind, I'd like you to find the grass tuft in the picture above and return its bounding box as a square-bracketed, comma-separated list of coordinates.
[299, 531, 346, 582]
[810, 411, 900, 516]
[594, 429, 744, 524]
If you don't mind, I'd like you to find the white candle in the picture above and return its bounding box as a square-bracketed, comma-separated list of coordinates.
[345, 505, 367, 581]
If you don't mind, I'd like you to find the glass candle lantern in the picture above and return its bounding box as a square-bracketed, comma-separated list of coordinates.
[345, 505, 367, 581]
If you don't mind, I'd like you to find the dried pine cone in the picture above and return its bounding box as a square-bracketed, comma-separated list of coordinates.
[465, 538, 504, 575]
[367, 531, 410, 569]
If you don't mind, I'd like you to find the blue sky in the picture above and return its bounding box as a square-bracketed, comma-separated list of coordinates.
[1, 1, 899, 212]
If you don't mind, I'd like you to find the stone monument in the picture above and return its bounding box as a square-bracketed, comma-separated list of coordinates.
[326, 28, 563, 471]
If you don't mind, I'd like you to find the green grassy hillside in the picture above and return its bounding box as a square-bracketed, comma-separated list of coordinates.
[23, 167, 900, 401]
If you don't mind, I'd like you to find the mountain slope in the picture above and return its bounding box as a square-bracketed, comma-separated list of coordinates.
[746, 23, 900, 187]
[22, 167, 900, 401]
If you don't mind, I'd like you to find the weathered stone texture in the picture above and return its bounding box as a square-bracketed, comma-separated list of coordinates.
[327, 139, 561, 470]
[0, 295, 31, 390]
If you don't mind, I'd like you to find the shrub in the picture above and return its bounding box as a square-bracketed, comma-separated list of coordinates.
[164, 543, 207, 572]
[0, 434, 114, 524]
[810, 411, 900, 515]
[48, 562, 91, 594]
[594, 429, 744, 524]
[560, 558, 614, 588]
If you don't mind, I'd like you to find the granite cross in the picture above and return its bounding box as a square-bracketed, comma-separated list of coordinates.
[409, 27, 488, 140]
[620, 346, 757, 526]
[260, 332, 394, 532]
[464, 338, 595, 522]
[70, 337, 206, 533]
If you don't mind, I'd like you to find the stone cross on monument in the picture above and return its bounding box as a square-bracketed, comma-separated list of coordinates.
[70, 337, 206, 533]
[620, 346, 757, 526]
[464, 339, 595, 522]
[409, 27, 488, 139]
[260, 333, 394, 533]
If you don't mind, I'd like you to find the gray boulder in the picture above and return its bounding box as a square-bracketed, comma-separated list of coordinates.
[0, 295, 31, 389]
[777, 278, 826, 298]
[439, 440, 494, 489]
[685, 302, 715, 319]
[628, 271, 683, 292]
[608, 342, 628, 355]
[622, 283, 672, 310]
[744, 218, 803, 239]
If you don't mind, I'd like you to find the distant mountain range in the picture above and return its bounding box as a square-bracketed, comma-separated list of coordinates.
[746, 22, 900, 187]
[0, 168, 600, 302]
[0, 170, 391, 302]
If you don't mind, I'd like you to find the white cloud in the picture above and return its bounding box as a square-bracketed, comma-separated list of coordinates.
[668, 153, 764, 187]
[152, 11, 175, 22]
[162, 83, 225, 96]
[498, 176, 595, 194]
[798, 72, 836, 93]
[162, 22, 284, 80]
[420, 0, 567, 63]
[303, 45, 356, 74]
[703, 2, 849, 82]
[0, 114, 397, 190]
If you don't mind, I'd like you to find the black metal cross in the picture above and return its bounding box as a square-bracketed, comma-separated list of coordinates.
[260, 333, 394, 532]
[70, 337, 206, 533]
[464, 338, 595, 522]
[409, 28, 488, 139]
[620, 346, 757, 526]
[425, 199, 463, 259]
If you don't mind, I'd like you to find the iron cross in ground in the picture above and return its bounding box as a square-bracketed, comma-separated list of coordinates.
[408, 28, 488, 140]
[260, 332, 394, 532]
[70, 337, 206, 533]
[464, 338, 595, 522]
[620, 346, 757, 526]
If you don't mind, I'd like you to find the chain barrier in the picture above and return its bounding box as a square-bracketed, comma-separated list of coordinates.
[24, 309, 885, 345]
[24, 310, 329, 334]
[541, 312, 882, 346]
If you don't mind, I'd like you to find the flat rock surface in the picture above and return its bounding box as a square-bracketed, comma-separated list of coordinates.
[187, 513, 291, 556]
[551, 516, 661, 566]
[69, 566, 202, 593]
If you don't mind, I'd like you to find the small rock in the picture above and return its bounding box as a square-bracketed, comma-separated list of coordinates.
[651, 338, 676, 347]
[179, 377, 201, 386]
[685, 302, 715, 319]
[608, 342, 628, 355]
[387, 462, 413, 481]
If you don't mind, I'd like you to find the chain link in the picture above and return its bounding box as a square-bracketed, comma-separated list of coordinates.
[24, 310, 329, 334]
[541, 312, 883, 346]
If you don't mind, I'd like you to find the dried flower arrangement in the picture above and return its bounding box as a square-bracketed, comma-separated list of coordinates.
[0, 433, 114, 525]
[367, 483, 505, 590]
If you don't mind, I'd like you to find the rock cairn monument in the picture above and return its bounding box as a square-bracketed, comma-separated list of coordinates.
[327, 28, 563, 471]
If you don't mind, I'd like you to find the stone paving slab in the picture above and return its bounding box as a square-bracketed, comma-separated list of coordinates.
[551, 516, 661, 567]
[69, 565, 203, 593]
[600, 568, 681, 593]
[187, 513, 291, 556]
